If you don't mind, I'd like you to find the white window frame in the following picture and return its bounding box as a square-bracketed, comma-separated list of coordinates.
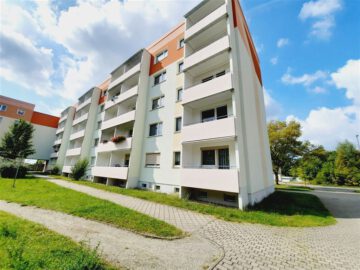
[176, 88, 183, 102]
[17, 109, 25, 116]
[173, 151, 181, 167]
[154, 71, 167, 86]
[178, 38, 185, 49]
[178, 62, 184, 73]
[151, 96, 164, 110]
[0, 105, 7, 111]
[175, 117, 182, 132]
[145, 153, 161, 167]
[155, 50, 168, 64]
[149, 122, 163, 137]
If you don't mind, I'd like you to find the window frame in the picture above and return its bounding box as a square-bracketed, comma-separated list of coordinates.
[178, 62, 184, 73]
[173, 151, 181, 167]
[201, 105, 228, 122]
[176, 88, 183, 102]
[175, 117, 182, 132]
[0, 105, 7, 111]
[154, 71, 167, 86]
[151, 95, 165, 110]
[155, 49, 168, 64]
[145, 152, 161, 168]
[178, 38, 185, 49]
[201, 149, 216, 166]
[17, 109, 25, 116]
[149, 122, 163, 137]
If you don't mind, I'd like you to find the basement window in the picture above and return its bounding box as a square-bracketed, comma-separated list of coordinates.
[224, 194, 237, 203]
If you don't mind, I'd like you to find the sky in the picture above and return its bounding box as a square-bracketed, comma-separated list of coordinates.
[0, 0, 359, 150]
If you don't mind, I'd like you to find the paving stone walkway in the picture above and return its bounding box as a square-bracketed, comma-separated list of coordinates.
[48, 179, 360, 270]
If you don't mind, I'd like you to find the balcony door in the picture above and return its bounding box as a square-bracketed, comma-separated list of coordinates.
[218, 148, 229, 169]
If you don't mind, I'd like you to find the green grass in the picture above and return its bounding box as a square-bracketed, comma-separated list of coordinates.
[275, 184, 313, 192]
[0, 178, 183, 238]
[0, 211, 116, 270]
[58, 178, 336, 227]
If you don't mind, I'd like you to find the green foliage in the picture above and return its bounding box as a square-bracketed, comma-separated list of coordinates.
[71, 159, 89, 180]
[51, 166, 60, 175]
[334, 141, 360, 186]
[267, 120, 304, 183]
[0, 119, 35, 159]
[0, 165, 27, 178]
[0, 211, 114, 270]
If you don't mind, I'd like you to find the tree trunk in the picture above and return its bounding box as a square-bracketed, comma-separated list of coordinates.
[274, 172, 279, 185]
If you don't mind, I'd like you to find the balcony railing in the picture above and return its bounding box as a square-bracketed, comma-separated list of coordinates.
[101, 110, 136, 130]
[72, 113, 88, 126]
[183, 73, 232, 105]
[108, 63, 141, 90]
[77, 96, 92, 111]
[66, 147, 81, 156]
[53, 138, 62, 145]
[184, 36, 230, 71]
[56, 127, 65, 135]
[105, 86, 138, 110]
[62, 166, 72, 173]
[92, 166, 128, 179]
[182, 117, 236, 143]
[50, 152, 59, 158]
[181, 167, 239, 193]
[97, 138, 132, 153]
[69, 129, 85, 141]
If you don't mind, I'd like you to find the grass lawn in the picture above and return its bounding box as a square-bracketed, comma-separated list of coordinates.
[276, 184, 313, 192]
[0, 211, 116, 270]
[55, 177, 336, 227]
[0, 178, 183, 238]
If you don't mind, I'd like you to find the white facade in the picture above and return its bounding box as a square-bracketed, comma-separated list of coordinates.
[50, 0, 274, 209]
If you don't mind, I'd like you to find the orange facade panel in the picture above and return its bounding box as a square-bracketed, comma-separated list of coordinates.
[97, 78, 110, 104]
[0, 95, 34, 122]
[31, 111, 59, 129]
[231, 0, 262, 85]
[147, 22, 185, 76]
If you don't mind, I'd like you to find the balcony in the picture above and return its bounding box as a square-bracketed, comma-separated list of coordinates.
[101, 110, 136, 130]
[72, 113, 88, 126]
[77, 97, 91, 112]
[183, 73, 232, 105]
[108, 63, 141, 90]
[182, 117, 236, 143]
[56, 127, 65, 135]
[105, 86, 138, 110]
[184, 36, 230, 72]
[53, 138, 62, 145]
[62, 166, 72, 173]
[185, 4, 227, 41]
[59, 114, 67, 124]
[97, 138, 132, 153]
[92, 166, 128, 179]
[66, 147, 81, 156]
[181, 168, 239, 193]
[69, 129, 85, 141]
[50, 152, 59, 158]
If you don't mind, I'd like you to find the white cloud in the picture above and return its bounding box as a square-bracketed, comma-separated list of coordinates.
[263, 88, 282, 120]
[277, 38, 289, 48]
[299, 0, 342, 40]
[281, 69, 328, 87]
[331, 59, 360, 104]
[311, 86, 327, 94]
[270, 57, 278, 65]
[287, 59, 360, 149]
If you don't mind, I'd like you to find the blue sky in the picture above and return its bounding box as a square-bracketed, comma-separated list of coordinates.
[0, 0, 359, 149]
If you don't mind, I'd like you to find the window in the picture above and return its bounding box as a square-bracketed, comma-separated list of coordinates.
[94, 138, 99, 147]
[201, 70, 226, 83]
[216, 70, 226, 77]
[224, 194, 237, 203]
[154, 71, 167, 85]
[178, 62, 184, 73]
[142, 183, 147, 188]
[202, 150, 216, 165]
[125, 154, 130, 167]
[145, 153, 160, 167]
[128, 129, 133, 137]
[201, 75, 213, 83]
[149, 122, 162, 136]
[174, 187, 180, 193]
[177, 88, 183, 102]
[155, 185, 161, 190]
[155, 50, 168, 63]
[175, 117, 182, 132]
[0, 105, 7, 111]
[179, 38, 185, 48]
[174, 152, 181, 166]
[201, 105, 228, 122]
[152, 96, 164, 110]
[216, 106, 228, 119]
[202, 109, 215, 122]
[17, 109, 25, 116]
[198, 191, 208, 199]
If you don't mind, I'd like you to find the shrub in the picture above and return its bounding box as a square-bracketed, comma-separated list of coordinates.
[0, 165, 27, 178]
[111, 135, 126, 143]
[51, 166, 60, 175]
[70, 159, 89, 180]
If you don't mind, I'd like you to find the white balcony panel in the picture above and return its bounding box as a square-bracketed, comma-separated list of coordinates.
[77, 97, 92, 111]
[69, 130, 85, 141]
[66, 147, 81, 157]
[92, 166, 128, 179]
[50, 152, 59, 158]
[184, 36, 230, 71]
[181, 168, 239, 193]
[72, 113, 88, 126]
[97, 138, 132, 153]
[183, 73, 232, 105]
[59, 115, 67, 123]
[98, 112, 105, 121]
[53, 138, 62, 145]
[105, 86, 138, 110]
[185, 4, 227, 40]
[56, 127, 64, 135]
[102, 110, 136, 130]
[108, 63, 141, 90]
[62, 166, 72, 173]
[183, 117, 235, 143]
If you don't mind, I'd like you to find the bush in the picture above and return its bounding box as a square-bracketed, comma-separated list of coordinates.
[70, 159, 89, 180]
[0, 166, 27, 178]
[111, 135, 126, 143]
[51, 166, 60, 175]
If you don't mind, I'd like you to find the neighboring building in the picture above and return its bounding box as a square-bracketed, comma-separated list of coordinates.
[0, 95, 59, 160]
[49, 0, 274, 209]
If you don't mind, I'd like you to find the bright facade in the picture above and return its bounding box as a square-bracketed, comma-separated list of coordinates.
[49, 0, 274, 209]
[0, 95, 59, 160]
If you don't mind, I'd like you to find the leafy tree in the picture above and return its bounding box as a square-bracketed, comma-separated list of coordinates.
[334, 141, 360, 186]
[267, 120, 304, 184]
[71, 159, 89, 180]
[297, 144, 328, 182]
[0, 120, 35, 159]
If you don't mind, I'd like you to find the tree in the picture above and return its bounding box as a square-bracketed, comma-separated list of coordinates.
[334, 141, 360, 186]
[297, 144, 328, 182]
[0, 119, 35, 159]
[71, 159, 89, 180]
[267, 120, 304, 184]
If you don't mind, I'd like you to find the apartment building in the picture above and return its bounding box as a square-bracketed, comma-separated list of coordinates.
[0, 95, 59, 160]
[50, 0, 274, 209]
